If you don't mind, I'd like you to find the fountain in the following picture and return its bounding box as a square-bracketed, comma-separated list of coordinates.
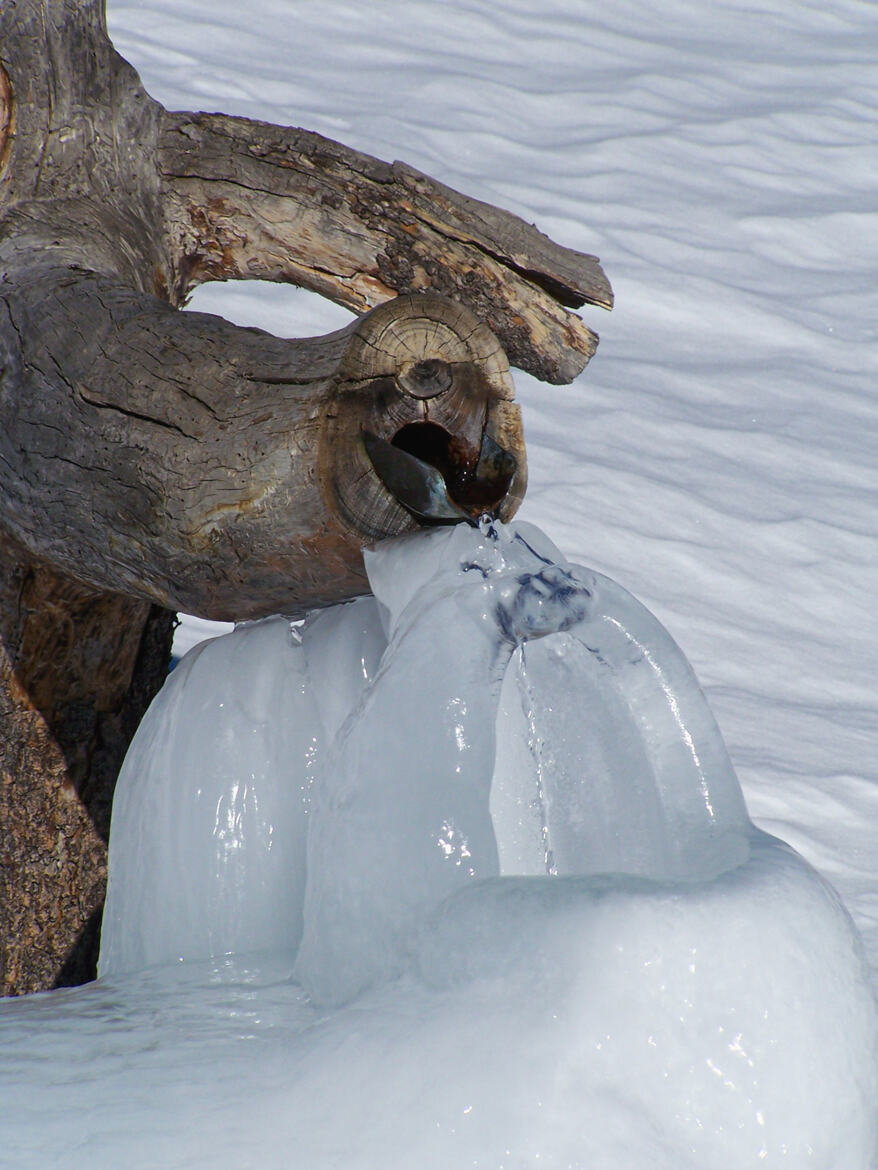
[1, 519, 876, 1168]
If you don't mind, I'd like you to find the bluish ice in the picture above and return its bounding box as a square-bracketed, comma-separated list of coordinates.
[1, 520, 873, 1168]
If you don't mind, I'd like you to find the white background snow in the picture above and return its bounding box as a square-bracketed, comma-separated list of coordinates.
[2, 0, 878, 1165]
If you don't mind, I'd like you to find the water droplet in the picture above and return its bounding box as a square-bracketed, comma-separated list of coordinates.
[478, 511, 496, 537]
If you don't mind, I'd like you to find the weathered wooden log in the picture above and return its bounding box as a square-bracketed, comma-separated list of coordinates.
[0, 0, 611, 993]
[1, 282, 525, 619]
[157, 112, 612, 385]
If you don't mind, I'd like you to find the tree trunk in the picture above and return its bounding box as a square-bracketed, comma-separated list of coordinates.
[0, 537, 175, 994]
[0, 0, 611, 993]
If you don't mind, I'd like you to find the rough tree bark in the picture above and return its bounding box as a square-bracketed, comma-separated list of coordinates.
[0, 0, 611, 993]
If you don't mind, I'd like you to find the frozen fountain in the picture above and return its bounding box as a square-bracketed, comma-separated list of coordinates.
[2, 519, 876, 1168]
[99, 519, 753, 991]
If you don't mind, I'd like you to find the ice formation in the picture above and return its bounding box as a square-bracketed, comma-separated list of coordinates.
[5, 520, 877, 1167]
[99, 600, 387, 974]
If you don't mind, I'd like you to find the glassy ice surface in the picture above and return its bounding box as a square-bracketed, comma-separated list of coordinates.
[100, 600, 386, 976]
[99, 616, 316, 974]
[4, 0, 875, 1157]
[295, 522, 594, 1005]
[4, 521, 877, 1167]
[491, 524, 751, 885]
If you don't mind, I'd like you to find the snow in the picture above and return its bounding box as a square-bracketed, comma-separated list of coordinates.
[3, 0, 878, 1164]
[2, 856, 876, 1168]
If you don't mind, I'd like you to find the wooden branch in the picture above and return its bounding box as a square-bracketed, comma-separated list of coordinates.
[158, 113, 612, 384]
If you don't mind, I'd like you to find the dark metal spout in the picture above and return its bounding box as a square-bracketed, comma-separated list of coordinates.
[362, 431, 471, 523]
[362, 427, 518, 526]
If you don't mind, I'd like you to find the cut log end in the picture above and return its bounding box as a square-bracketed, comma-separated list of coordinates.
[322, 294, 526, 542]
[0, 272, 525, 620]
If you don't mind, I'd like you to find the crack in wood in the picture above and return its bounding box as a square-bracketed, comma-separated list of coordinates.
[76, 386, 200, 440]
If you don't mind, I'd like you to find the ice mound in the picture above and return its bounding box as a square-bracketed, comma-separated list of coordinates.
[22, 520, 878, 1165]
[294, 521, 596, 1003]
[100, 599, 387, 975]
[412, 839, 877, 1167]
[101, 614, 316, 973]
